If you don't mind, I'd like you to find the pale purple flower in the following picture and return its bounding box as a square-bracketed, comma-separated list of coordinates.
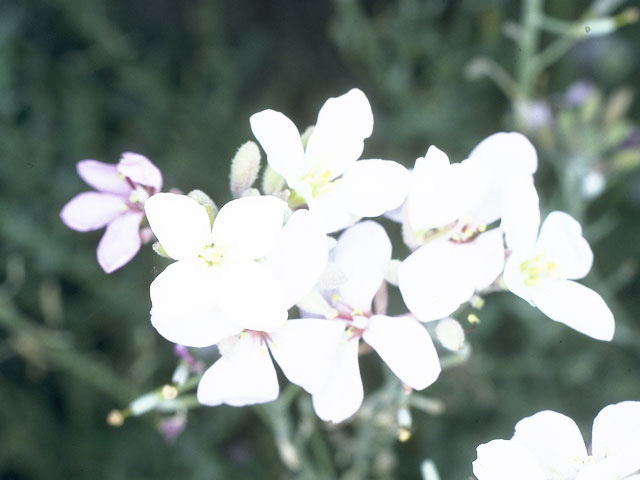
[60, 152, 162, 273]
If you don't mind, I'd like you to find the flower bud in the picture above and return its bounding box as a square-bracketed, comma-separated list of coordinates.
[188, 189, 218, 225]
[230, 141, 261, 197]
[262, 165, 286, 195]
[435, 317, 466, 351]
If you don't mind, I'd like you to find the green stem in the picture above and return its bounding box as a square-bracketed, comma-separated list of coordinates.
[516, 0, 544, 101]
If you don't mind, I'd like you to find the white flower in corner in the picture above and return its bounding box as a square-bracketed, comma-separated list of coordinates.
[503, 203, 614, 341]
[250, 89, 409, 233]
[473, 401, 640, 480]
[145, 193, 327, 348]
[268, 221, 441, 423]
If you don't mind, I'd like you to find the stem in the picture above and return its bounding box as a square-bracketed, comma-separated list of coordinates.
[516, 0, 544, 101]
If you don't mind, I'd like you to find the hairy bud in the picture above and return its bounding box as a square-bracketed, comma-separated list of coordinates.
[230, 141, 261, 197]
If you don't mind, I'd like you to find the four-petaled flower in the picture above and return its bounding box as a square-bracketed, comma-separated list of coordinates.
[250, 88, 409, 233]
[60, 153, 162, 273]
[473, 401, 640, 480]
[270, 221, 441, 423]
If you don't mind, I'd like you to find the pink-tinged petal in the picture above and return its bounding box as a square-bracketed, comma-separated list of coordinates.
[363, 315, 440, 390]
[333, 221, 391, 311]
[529, 279, 614, 341]
[398, 240, 475, 322]
[340, 159, 409, 217]
[501, 177, 540, 254]
[76, 159, 131, 195]
[197, 334, 279, 407]
[264, 209, 329, 309]
[591, 401, 640, 477]
[512, 410, 587, 479]
[144, 193, 212, 261]
[269, 318, 347, 394]
[215, 259, 288, 333]
[311, 336, 363, 423]
[97, 211, 143, 273]
[307, 185, 360, 234]
[305, 89, 373, 179]
[250, 109, 307, 185]
[212, 195, 287, 261]
[473, 439, 547, 480]
[536, 211, 593, 280]
[150, 260, 244, 348]
[117, 152, 163, 191]
[60, 192, 126, 232]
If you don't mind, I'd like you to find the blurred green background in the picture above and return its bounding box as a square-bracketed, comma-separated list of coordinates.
[1, 1, 639, 479]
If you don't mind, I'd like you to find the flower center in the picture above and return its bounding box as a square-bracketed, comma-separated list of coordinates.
[128, 185, 151, 205]
[520, 253, 561, 285]
[199, 244, 223, 267]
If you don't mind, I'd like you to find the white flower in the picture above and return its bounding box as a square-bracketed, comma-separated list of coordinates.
[402, 132, 538, 247]
[503, 203, 614, 341]
[191, 207, 329, 407]
[250, 89, 409, 233]
[473, 401, 640, 480]
[145, 193, 328, 348]
[397, 133, 537, 322]
[269, 221, 441, 423]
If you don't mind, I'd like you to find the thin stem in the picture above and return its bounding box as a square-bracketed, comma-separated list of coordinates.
[516, 0, 544, 100]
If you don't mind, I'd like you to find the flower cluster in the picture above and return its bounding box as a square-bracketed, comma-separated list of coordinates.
[62, 89, 615, 426]
[473, 401, 640, 480]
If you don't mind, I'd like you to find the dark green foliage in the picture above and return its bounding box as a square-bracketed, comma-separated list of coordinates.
[0, 1, 639, 479]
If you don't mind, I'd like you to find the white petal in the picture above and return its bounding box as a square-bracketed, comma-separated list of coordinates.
[308, 185, 360, 234]
[461, 228, 506, 291]
[144, 193, 212, 260]
[363, 315, 440, 390]
[574, 463, 619, 480]
[268, 318, 347, 393]
[249, 109, 306, 185]
[340, 159, 409, 217]
[333, 221, 391, 311]
[215, 259, 288, 332]
[591, 401, 640, 476]
[501, 176, 540, 254]
[529, 280, 614, 341]
[468, 132, 538, 176]
[473, 439, 547, 480]
[197, 333, 279, 407]
[305, 89, 373, 179]
[150, 260, 244, 347]
[536, 211, 593, 280]
[212, 195, 287, 260]
[512, 410, 587, 479]
[311, 336, 363, 423]
[503, 252, 533, 304]
[60, 192, 126, 232]
[407, 147, 481, 231]
[466, 132, 538, 225]
[264, 209, 328, 309]
[398, 240, 475, 322]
